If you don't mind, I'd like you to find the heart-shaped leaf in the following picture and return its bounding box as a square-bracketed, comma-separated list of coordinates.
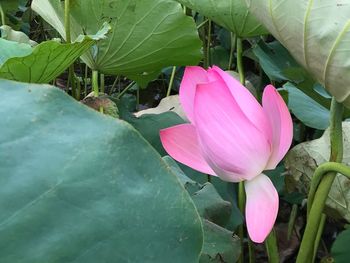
[331, 227, 350, 263]
[0, 24, 108, 83]
[246, 0, 350, 107]
[0, 79, 203, 262]
[177, 0, 268, 37]
[31, 0, 202, 85]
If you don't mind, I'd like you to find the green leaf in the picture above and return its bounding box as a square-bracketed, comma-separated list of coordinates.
[285, 123, 350, 222]
[251, 40, 332, 111]
[247, 0, 350, 108]
[117, 96, 185, 155]
[283, 83, 330, 130]
[0, 25, 109, 83]
[163, 156, 232, 227]
[163, 157, 240, 263]
[0, 38, 32, 64]
[0, 79, 203, 262]
[0, 0, 20, 24]
[200, 220, 240, 263]
[176, 0, 268, 37]
[251, 40, 300, 82]
[331, 228, 350, 263]
[31, 0, 202, 86]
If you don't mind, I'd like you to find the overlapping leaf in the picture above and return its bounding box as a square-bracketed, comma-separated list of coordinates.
[31, 0, 202, 85]
[177, 0, 267, 37]
[247, 0, 350, 107]
[0, 24, 109, 83]
[0, 80, 203, 262]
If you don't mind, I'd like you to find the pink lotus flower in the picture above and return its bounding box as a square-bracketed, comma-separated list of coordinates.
[160, 66, 293, 243]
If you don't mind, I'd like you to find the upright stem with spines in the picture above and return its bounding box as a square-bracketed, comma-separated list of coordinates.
[296, 98, 343, 263]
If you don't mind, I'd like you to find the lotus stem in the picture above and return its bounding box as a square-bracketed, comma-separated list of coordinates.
[236, 38, 245, 85]
[265, 229, 279, 263]
[307, 162, 350, 217]
[196, 19, 208, 30]
[64, 0, 77, 99]
[100, 73, 105, 94]
[287, 204, 298, 240]
[166, 66, 176, 97]
[205, 19, 212, 68]
[84, 64, 89, 97]
[248, 238, 255, 263]
[64, 0, 71, 43]
[0, 4, 5, 26]
[238, 181, 246, 263]
[296, 98, 343, 263]
[92, 70, 99, 97]
[116, 81, 135, 100]
[228, 32, 236, 70]
[312, 213, 326, 262]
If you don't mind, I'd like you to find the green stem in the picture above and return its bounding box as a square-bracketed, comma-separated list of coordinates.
[296, 98, 343, 263]
[248, 238, 255, 263]
[64, 0, 71, 43]
[265, 229, 279, 263]
[228, 32, 236, 70]
[236, 38, 245, 85]
[312, 214, 326, 263]
[205, 19, 212, 68]
[110, 76, 119, 95]
[64, 0, 76, 98]
[236, 43, 254, 263]
[287, 204, 298, 240]
[100, 73, 105, 94]
[116, 81, 135, 100]
[76, 76, 81, 100]
[0, 3, 5, 26]
[196, 19, 208, 30]
[136, 85, 140, 111]
[84, 64, 88, 98]
[238, 182, 245, 263]
[166, 66, 176, 97]
[307, 162, 350, 216]
[92, 70, 99, 97]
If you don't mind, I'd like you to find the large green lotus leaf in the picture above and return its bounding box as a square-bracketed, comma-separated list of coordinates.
[0, 24, 109, 83]
[0, 79, 203, 262]
[31, 0, 202, 85]
[200, 220, 240, 263]
[285, 122, 350, 222]
[283, 82, 330, 130]
[0, 38, 32, 64]
[163, 157, 240, 262]
[163, 156, 232, 227]
[176, 0, 267, 37]
[331, 227, 350, 263]
[246, 0, 350, 108]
